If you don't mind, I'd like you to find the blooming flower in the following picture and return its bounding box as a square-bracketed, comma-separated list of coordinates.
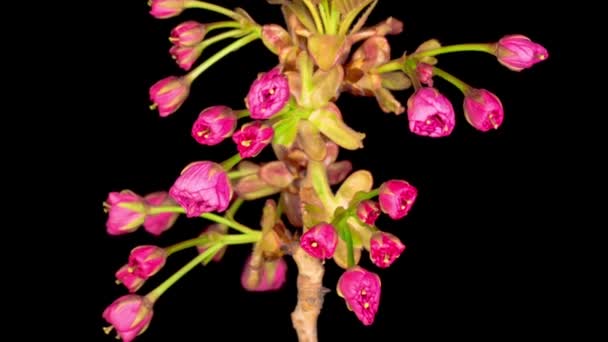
[356, 200, 381, 225]
[496, 34, 549, 71]
[102, 295, 154, 342]
[232, 121, 274, 158]
[149, 76, 190, 117]
[170, 21, 206, 47]
[169, 161, 233, 217]
[169, 45, 202, 71]
[246, 68, 290, 119]
[191, 106, 237, 145]
[337, 266, 381, 326]
[369, 232, 406, 268]
[104, 190, 146, 235]
[149, 0, 186, 19]
[143, 191, 179, 236]
[300, 223, 338, 259]
[463, 88, 504, 131]
[378, 180, 418, 220]
[407, 87, 455, 137]
[241, 256, 288, 292]
[115, 246, 166, 293]
[115, 265, 146, 293]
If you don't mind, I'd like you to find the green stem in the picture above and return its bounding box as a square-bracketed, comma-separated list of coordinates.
[303, 0, 324, 33]
[185, 32, 259, 83]
[165, 236, 208, 256]
[200, 29, 249, 49]
[318, 0, 331, 34]
[432, 66, 471, 94]
[308, 160, 337, 212]
[235, 109, 250, 119]
[223, 233, 261, 245]
[206, 21, 242, 32]
[228, 168, 257, 180]
[221, 154, 242, 171]
[374, 58, 406, 74]
[412, 43, 494, 58]
[146, 243, 224, 303]
[185, 1, 241, 21]
[148, 206, 260, 236]
[225, 197, 243, 219]
[356, 188, 380, 202]
[346, 227, 355, 268]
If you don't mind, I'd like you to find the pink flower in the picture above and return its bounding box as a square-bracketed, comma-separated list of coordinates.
[191, 106, 237, 145]
[407, 87, 455, 138]
[337, 266, 381, 326]
[127, 246, 166, 278]
[232, 121, 274, 158]
[196, 224, 228, 262]
[149, 0, 186, 19]
[149, 76, 190, 117]
[115, 265, 146, 293]
[104, 190, 146, 235]
[496, 34, 549, 71]
[416, 62, 434, 86]
[463, 88, 504, 132]
[300, 223, 338, 259]
[102, 295, 154, 342]
[241, 256, 288, 292]
[356, 200, 381, 225]
[369, 232, 406, 268]
[245, 68, 290, 119]
[143, 192, 179, 236]
[169, 161, 232, 217]
[378, 180, 418, 220]
[169, 45, 202, 71]
[170, 21, 206, 47]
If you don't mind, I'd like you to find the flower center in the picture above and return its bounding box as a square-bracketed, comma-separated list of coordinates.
[241, 140, 252, 147]
[425, 114, 448, 131]
[196, 127, 211, 138]
[311, 241, 318, 248]
[488, 113, 499, 129]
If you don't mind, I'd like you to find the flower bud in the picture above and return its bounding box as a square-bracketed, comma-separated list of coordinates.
[378, 180, 418, 220]
[369, 232, 406, 268]
[102, 295, 154, 342]
[170, 21, 206, 47]
[169, 44, 202, 71]
[463, 88, 504, 132]
[496, 34, 548, 71]
[196, 224, 228, 262]
[149, 76, 190, 117]
[407, 87, 455, 138]
[241, 256, 287, 292]
[149, 0, 186, 19]
[356, 200, 380, 225]
[104, 190, 146, 235]
[337, 266, 381, 326]
[191, 106, 237, 145]
[143, 191, 179, 236]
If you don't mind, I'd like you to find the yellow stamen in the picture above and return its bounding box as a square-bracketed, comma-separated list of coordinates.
[361, 289, 366, 296]
[488, 114, 499, 129]
[364, 302, 370, 309]
[311, 241, 318, 248]
[241, 140, 251, 147]
[103, 326, 114, 335]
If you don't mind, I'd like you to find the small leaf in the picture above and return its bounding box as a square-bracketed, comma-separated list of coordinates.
[280, 192, 303, 227]
[273, 116, 300, 147]
[235, 175, 281, 200]
[307, 34, 347, 71]
[309, 104, 365, 150]
[335, 170, 373, 206]
[415, 39, 441, 65]
[327, 160, 353, 185]
[259, 161, 295, 188]
[374, 87, 405, 115]
[381, 72, 411, 90]
[310, 66, 344, 108]
[297, 120, 327, 161]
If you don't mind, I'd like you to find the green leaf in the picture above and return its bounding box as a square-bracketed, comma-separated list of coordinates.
[337, 0, 377, 35]
[272, 116, 300, 147]
[310, 66, 344, 108]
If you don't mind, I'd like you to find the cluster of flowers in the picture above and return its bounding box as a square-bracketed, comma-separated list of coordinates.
[102, 1, 548, 341]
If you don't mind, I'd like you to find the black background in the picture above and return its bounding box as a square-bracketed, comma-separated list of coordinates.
[88, 1, 566, 341]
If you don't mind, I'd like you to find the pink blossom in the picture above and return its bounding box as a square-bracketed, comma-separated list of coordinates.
[356, 200, 381, 225]
[127, 246, 166, 278]
[191, 106, 237, 145]
[463, 88, 504, 132]
[143, 192, 179, 236]
[246, 68, 290, 119]
[149, 0, 186, 19]
[104, 190, 146, 235]
[169, 161, 232, 217]
[378, 180, 418, 220]
[170, 21, 206, 47]
[337, 266, 381, 326]
[416, 62, 434, 86]
[496, 34, 549, 71]
[115, 265, 146, 293]
[149, 76, 190, 117]
[196, 224, 228, 262]
[241, 256, 288, 292]
[232, 121, 274, 158]
[102, 295, 154, 342]
[300, 223, 338, 259]
[369, 232, 406, 268]
[407, 87, 455, 137]
[169, 44, 202, 71]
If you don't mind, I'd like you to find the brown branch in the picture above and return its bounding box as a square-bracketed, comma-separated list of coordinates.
[290, 245, 327, 342]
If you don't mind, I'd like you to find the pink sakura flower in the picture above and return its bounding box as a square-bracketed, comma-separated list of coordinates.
[496, 34, 549, 72]
[169, 161, 233, 217]
[169, 45, 202, 71]
[378, 180, 418, 220]
[337, 266, 382, 326]
[416, 62, 434, 86]
[232, 121, 274, 158]
[143, 191, 179, 236]
[407, 87, 456, 138]
[102, 295, 154, 342]
[241, 256, 288, 292]
[463, 88, 504, 132]
[149, 76, 190, 117]
[191, 106, 237, 145]
[196, 224, 228, 263]
[149, 0, 186, 19]
[170, 21, 206, 47]
[300, 223, 338, 259]
[356, 200, 381, 226]
[104, 190, 146, 235]
[245, 68, 290, 119]
[115, 246, 166, 293]
[369, 232, 406, 268]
